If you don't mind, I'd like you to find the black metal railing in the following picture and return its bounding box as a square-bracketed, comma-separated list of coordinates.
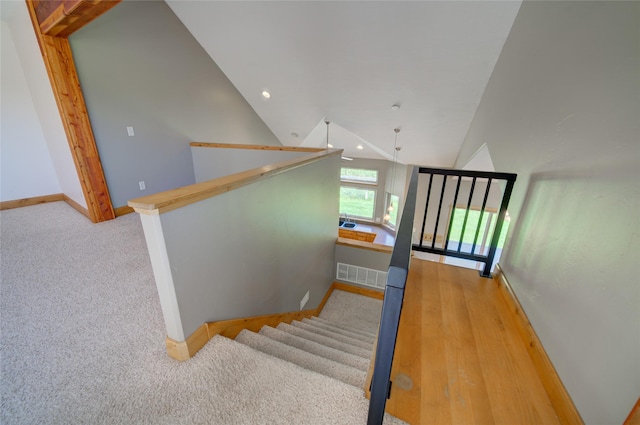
[414, 167, 517, 277]
[367, 167, 418, 425]
[367, 166, 516, 424]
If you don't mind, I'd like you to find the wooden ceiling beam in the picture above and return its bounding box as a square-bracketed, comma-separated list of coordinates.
[35, 0, 120, 37]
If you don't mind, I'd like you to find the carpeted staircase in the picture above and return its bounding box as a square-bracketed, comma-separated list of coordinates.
[235, 316, 376, 389]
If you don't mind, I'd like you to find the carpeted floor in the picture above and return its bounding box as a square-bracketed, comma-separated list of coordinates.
[0, 202, 400, 424]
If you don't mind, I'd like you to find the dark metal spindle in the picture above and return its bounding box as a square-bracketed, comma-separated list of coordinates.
[458, 177, 477, 253]
[419, 173, 434, 249]
[471, 178, 492, 256]
[445, 175, 462, 253]
[480, 179, 515, 277]
[431, 175, 447, 249]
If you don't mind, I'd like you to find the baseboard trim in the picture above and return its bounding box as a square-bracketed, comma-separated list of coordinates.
[0, 193, 64, 210]
[114, 205, 134, 217]
[494, 264, 584, 425]
[62, 195, 90, 219]
[333, 281, 384, 300]
[166, 323, 210, 361]
[164, 281, 381, 361]
[624, 397, 640, 425]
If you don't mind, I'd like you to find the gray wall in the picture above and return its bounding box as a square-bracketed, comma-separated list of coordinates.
[143, 154, 340, 341]
[69, 1, 280, 208]
[192, 147, 309, 183]
[334, 244, 391, 287]
[454, 2, 640, 423]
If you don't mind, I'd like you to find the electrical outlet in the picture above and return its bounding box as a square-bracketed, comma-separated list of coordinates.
[127, 126, 135, 136]
[300, 290, 310, 310]
[139, 181, 146, 191]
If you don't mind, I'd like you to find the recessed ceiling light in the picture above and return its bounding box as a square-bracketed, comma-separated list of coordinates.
[391, 104, 401, 111]
[356, 144, 364, 150]
[261, 90, 271, 99]
[327, 143, 333, 148]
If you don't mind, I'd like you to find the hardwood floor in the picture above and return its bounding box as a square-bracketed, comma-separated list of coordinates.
[382, 259, 562, 425]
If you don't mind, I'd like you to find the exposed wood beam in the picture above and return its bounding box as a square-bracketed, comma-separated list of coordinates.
[34, 0, 120, 37]
[26, 0, 118, 223]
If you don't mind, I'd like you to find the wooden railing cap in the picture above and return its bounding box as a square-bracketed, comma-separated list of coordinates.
[128, 148, 342, 215]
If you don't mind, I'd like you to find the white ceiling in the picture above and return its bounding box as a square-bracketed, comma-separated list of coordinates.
[166, 1, 522, 166]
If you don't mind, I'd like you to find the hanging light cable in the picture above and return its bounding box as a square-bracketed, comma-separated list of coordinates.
[384, 128, 400, 221]
[389, 129, 400, 212]
[325, 120, 331, 149]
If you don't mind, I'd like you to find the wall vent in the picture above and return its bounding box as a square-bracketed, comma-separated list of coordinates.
[336, 263, 387, 289]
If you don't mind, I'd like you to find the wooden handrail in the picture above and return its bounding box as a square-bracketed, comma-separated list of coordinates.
[129, 148, 341, 215]
[191, 142, 323, 153]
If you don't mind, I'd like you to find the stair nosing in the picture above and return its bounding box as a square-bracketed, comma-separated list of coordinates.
[276, 322, 372, 359]
[290, 320, 374, 350]
[310, 316, 378, 338]
[258, 325, 369, 371]
[302, 317, 376, 343]
[235, 329, 366, 388]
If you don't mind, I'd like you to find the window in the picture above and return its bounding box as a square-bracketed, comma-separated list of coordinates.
[385, 193, 400, 228]
[339, 167, 379, 220]
[340, 187, 376, 219]
[340, 168, 378, 185]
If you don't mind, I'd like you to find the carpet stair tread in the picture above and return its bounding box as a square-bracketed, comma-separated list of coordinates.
[302, 317, 376, 343]
[309, 316, 377, 338]
[235, 329, 366, 388]
[258, 325, 369, 371]
[276, 323, 372, 359]
[290, 320, 374, 350]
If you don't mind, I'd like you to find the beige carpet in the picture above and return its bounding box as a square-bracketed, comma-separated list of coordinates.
[0, 202, 403, 424]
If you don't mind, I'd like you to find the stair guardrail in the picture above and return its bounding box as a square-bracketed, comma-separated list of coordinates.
[414, 167, 517, 277]
[367, 166, 419, 425]
[367, 166, 516, 424]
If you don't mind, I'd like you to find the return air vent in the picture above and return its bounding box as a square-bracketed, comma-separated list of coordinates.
[336, 263, 387, 289]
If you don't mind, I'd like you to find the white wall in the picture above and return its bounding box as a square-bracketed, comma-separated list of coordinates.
[0, 21, 60, 201]
[140, 154, 341, 341]
[2, 2, 86, 207]
[454, 2, 640, 423]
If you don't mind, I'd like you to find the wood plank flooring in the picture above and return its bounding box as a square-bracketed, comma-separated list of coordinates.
[383, 259, 560, 425]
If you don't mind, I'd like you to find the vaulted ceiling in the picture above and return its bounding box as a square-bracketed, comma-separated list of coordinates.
[166, 1, 522, 166]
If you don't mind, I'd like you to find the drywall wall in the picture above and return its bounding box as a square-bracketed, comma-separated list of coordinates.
[454, 2, 640, 423]
[0, 21, 60, 202]
[334, 244, 391, 287]
[192, 147, 309, 183]
[140, 154, 340, 341]
[69, 1, 281, 208]
[2, 3, 85, 207]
